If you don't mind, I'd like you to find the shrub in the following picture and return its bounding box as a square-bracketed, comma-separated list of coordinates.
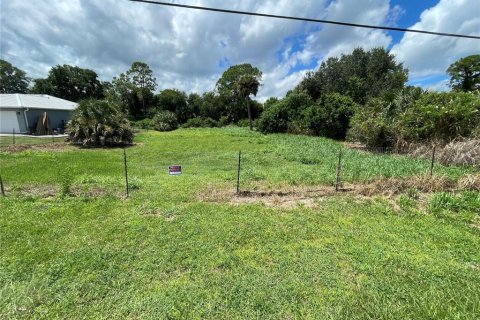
[398, 91, 480, 142]
[219, 116, 230, 127]
[152, 111, 178, 131]
[256, 101, 290, 133]
[257, 92, 313, 133]
[302, 93, 357, 139]
[67, 99, 133, 147]
[182, 117, 218, 128]
[236, 119, 250, 127]
[347, 99, 395, 148]
[132, 118, 154, 130]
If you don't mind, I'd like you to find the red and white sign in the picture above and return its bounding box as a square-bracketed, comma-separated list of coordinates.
[168, 165, 182, 175]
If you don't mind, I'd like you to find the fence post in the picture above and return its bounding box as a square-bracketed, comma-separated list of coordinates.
[335, 148, 343, 191]
[12, 128, 15, 145]
[123, 147, 129, 197]
[236, 151, 241, 195]
[429, 145, 436, 177]
[0, 175, 5, 197]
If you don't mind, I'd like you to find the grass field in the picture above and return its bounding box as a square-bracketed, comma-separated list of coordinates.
[0, 135, 65, 147]
[1, 127, 479, 319]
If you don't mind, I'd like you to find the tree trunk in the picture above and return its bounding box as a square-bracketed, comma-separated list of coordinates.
[246, 98, 252, 131]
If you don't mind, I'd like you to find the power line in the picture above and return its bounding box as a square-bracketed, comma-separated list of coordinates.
[129, 0, 480, 40]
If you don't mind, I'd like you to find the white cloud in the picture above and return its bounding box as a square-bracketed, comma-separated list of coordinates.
[0, 0, 419, 100]
[391, 0, 480, 81]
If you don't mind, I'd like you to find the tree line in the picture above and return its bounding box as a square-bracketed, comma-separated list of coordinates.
[256, 49, 479, 148]
[1, 49, 479, 147]
[0, 59, 263, 130]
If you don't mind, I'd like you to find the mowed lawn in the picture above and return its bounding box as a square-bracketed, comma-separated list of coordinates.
[1, 127, 479, 319]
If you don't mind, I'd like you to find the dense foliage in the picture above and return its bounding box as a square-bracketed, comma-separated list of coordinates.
[107, 62, 157, 118]
[152, 111, 178, 132]
[257, 92, 313, 134]
[447, 54, 480, 92]
[0, 59, 29, 93]
[297, 47, 408, 104]
[67, 99, 133, 146]
[303, 93, 357, 139]
[397, 92, 480, 142]
[216, 63, 262, 123]
[3, 51, 478, 147]
[31, 65, 104, 102]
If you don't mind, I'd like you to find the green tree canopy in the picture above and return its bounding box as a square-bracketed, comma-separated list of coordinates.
[0, 59, 30, 93]
[156, 89, 189, 123]
[216, 63, 262, 122]
[297, 47, 408, 104]
[236, 74, 261, 130]
[447, 55, 480, 92]
[31, 64, 104, 102]
[108, 62, 157, 118]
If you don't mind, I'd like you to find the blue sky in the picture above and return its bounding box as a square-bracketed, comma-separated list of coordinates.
[1, 0, 479, 100]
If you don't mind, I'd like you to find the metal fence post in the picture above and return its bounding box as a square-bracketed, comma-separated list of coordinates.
[123, 147, 129, 197]
[0, 175, 5, 196]
[335, 148, 343, 191]
[429, 145, 436, 176]
[12, 128, 15, 145]
[236, 151, 241, 195]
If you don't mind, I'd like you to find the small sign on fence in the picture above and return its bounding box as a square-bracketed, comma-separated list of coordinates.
[168, 165, 182, 175]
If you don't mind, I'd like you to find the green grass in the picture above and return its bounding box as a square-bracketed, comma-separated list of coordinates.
[1, 127, 479, 319]
[0, 135, 65, 147]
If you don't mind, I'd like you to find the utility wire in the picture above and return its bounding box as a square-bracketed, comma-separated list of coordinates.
[129, 0, 480, 40]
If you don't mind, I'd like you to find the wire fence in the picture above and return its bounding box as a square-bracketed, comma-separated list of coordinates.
[0, 141, 476, 199]
[0, 131, 66, 147]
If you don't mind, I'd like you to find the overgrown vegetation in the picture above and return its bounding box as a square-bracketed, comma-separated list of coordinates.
[3, 51, 478, 154]
[66, 99, 134, 147]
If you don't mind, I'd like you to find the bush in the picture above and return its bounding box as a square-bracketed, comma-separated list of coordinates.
[347, 99, 395, 148]
[302, 93, 357, 139]
[132, 118, 154, 130]
[152, 111, 178, 131]
[256, 101, 290, 133]
[67, 99, 133, 147]
[236, 119, 250, 127]
[398, 91, 480, 142]
[257, 92, 313, 133]
[182, 117, 218, 128]
[219, 116, 230, 127]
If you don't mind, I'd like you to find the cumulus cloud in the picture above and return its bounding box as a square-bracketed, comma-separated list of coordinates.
[391, 0, 480, 81]
[0, 0, 433, 100]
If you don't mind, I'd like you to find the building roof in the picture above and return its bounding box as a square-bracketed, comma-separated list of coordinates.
[0, 94, 78, 111]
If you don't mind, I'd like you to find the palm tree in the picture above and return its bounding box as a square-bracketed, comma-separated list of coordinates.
[67, 99, 133, 146]
[236, 75, 260, 130]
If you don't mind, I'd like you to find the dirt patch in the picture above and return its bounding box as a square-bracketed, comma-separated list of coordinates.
[2, 142, 72, 153]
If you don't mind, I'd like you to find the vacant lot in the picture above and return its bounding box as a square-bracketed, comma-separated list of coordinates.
[1, 127, 479, 319]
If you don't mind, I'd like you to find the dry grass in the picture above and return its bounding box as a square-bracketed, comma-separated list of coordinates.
[198, 174, 477, 209]
[1, 142, 71, 153]
[408, 139, 480, 168]
[5, 184, 121, 198]
[356, 175, 458, 196]
[458, 173, 480, 191]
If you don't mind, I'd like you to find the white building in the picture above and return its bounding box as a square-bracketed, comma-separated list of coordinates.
[0, 94, 78, 133]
